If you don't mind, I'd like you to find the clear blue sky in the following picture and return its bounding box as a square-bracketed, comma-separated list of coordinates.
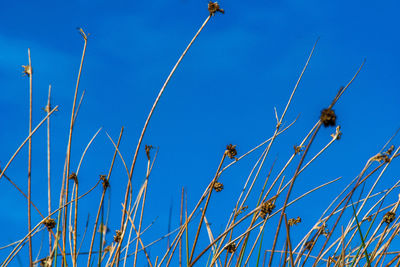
[1, 0, 399, 265]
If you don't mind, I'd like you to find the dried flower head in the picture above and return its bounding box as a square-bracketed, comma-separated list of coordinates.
[225, 144, 237, 159]
[386, 145, 395, 155]
[225, 242, 236, 253]
[100, 174, 109, 190]
[294, 145, 303, 155]
[259, 199, 276, 219]
[68, 172, 78, 184]
[208, 1, 224, 16]
[145, 145, 153, 160]
[331, 125, 342, 140]
[22, 64, 32, 76]
[304, 240, 314, 251]
[43, 104, 51, 113]
[383, 211, 396, 224]
[39, 256, 52, 267]
[320, 108, 336, 127]
[318, 224, 329, 237]
[42, 218, 56, 231]
[288, 216, 302, 226]
[213, 181, 224, 192]
[114, 230, 123, 242]
[371, 153, 390, 163]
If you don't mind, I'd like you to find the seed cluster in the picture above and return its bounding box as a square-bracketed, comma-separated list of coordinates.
[208, 1, 224, 16]
[42, 218, 56, 231]
[259, 200, 276, 219]
[320, 108, 336, 127]
[213, 182, 224, 192]
[383, 211, 396, 224]
[225, 144, 237, 159]
[225, 242, 236, 253]
[114, 230, 123, 242]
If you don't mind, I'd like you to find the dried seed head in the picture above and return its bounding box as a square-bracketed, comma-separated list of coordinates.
[208, 1, 224, 16]
[371, 153, 390, 163]
[68, 172, 78, 184]
[225, 242, 236, 253]
[22, 65, 32, 76]
[318, 224, 329, 237]
[331, 125, 342, 140]
[383, 211, 396, 224]
[320, 108, 336, 127]
[114, 230, 123, 242]
[145, 145, 153, 160]
[386, 145, 395, 155]
[288, 216, 302, 226]
[43, 104, 51, 113]
[304, 240, 314, 251]
[42, 218, 56, 231]
[225, 144, 237, 159]
[100, 174, 109, 190]
[294, 145, 303, 155]
[213, 182, 224, 192]
[259, 199, 276, 219]
[39, 256, 52, 267]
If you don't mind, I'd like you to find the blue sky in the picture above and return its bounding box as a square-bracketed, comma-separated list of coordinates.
[1, 0, 400, 266]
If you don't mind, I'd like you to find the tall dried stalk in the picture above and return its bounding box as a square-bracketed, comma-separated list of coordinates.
[45, 85, 52, 254]
[113, 14, 213, 266]
[26, 48, 33, 267]
[61, 28, 88, 265]
[86, 128, 124, 266]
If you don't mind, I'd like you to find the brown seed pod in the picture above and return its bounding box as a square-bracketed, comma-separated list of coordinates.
[320, 108, 336, 127]
[100, 174, 109, 190]
[288, 216, 302, 226]
[225, 242, 236, 253]
[68, 172, 78, 184]
[208, 1, 224, 16]
[39, 256, 52, 267]
[22, 64, 32, 76]
[225, 144, 237, 159]
[383, 211, 396, 224]
[294, 145, 303, 155]
[213, 182, 224, 192]
[259, 200, 276, 219]
[42, 218, 56, 231]
[114, 230, 123, 242]
[145, 145, 153, 160]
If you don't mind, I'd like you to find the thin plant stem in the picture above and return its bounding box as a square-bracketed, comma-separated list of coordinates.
[46, 84, 52, 254]
[114, 15, 212, 266]
[284, 214, 295, 267]
[0, 108, 58, 182]
[179, 187, 184, 267]
[268, 121, 323, 266]
[62, 29, 88, 264]
[87, 127, 124, 267]
[236, 39, 319, 264]
[26, 48, 33, 267]
[188, 153, 226, 264]
[2, 178, 101, 267]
